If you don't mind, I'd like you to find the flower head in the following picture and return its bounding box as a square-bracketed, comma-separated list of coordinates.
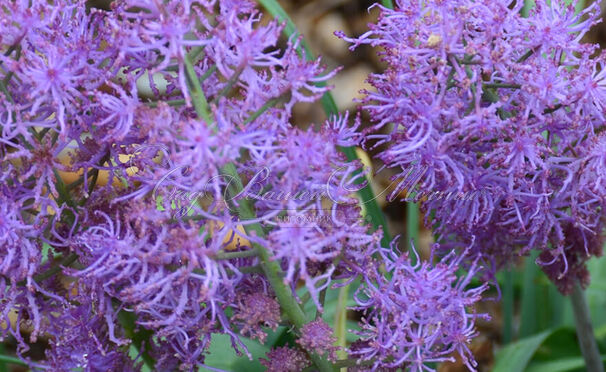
[339, 0, 606, 289]
[260, 346, 310, 372]
[297, 319, 340, 362]
[350, 240, 488, 371]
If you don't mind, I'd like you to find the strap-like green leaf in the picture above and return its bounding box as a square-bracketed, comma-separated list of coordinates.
[527, 356, 606, 372]
[493, 329, 555, 372]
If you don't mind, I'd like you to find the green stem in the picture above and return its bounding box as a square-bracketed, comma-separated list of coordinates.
[237, 265, 264, 274]
[213, 248, 259, 260]
[484, 83, 521, 89]
[334, 284, 349, 364]
[0, 79, 14, 105]
[184, 56, 334, 372]
[315, 287, 328, 319]
[145, 99, 186, 108]
[220, 163, 334, 372]
[16, 252, 79, 286]
[570, 282, 604, 372]
[339, 147, 391, 248]
[406, 202, 419, 249]
[183, 54, 213, 125]
[243, 97, 281, 125]
[211, 65, 245, 105]
[517, 48, 536, 63]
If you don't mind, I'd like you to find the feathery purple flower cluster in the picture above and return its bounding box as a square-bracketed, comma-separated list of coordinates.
[0, 0, 488, 370]
[350, 241, 488, 371]
[340, 0, 606, 293]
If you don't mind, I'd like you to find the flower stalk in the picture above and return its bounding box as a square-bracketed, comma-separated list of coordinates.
[185, 53, 335, 372]
[570, 282, 604, 372]
[220, 164, 335, 372]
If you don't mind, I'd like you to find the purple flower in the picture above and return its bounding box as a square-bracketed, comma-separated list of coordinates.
[232, 291, 281, 343]
[0, 0, 405, 369]
[339, 0, 606, 289]
[350, 240, 488, 371]
[297, 319, 340, 362]
[260, 346, 310, 372]
[0, 190, 46, 346]
[44, 303, 139, 372]
[67, 206, 249, 367]
[0, 192, 39, 286]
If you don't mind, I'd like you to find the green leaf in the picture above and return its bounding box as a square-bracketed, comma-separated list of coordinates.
[502, 268, 514, 344]
[520, 251, 540, 338]
[334, 284, 349, 360]
[493, 329, 554, 372]
[527, 356, 606, 372]
[200, 333, 271, 372]
[586, 253, 606, 330]
[0, 354, 26, 366]
[0, 343, 6, 372]
[532, 328, 581, 362]
[128, 344, 151, 372]
[118, 310, 155, 370]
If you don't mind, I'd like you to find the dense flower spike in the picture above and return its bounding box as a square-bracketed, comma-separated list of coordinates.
[339, 0, 606, 291]
[0, 0, 380, 369]
[0, 0, 498, 370]
[351, 241, 488, 371]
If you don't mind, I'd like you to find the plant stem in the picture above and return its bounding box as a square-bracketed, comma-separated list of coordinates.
[243, 97, 281, 125]
[484, 83, 521, 89]
[213, 248, 258, 260]
[570, 282, 604, 372]
[145, 99, 186, 108]
[334, 284, 349, 364]
[407, 202, 419, 249]
[184, 56, 334, 372]
[211, 64, 244, 104]
[221, 164, 334, 372]
[183, 54, 213, 124]
[16, 252, 79, 286]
